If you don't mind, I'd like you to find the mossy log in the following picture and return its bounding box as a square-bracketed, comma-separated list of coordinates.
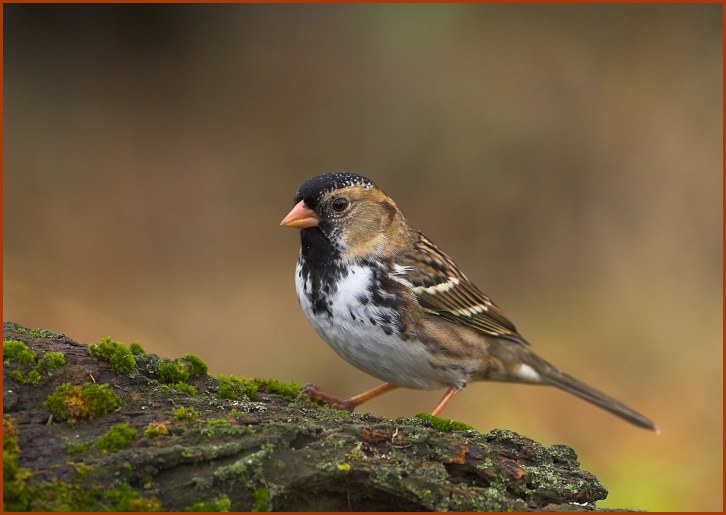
[4, 321, 618, 511]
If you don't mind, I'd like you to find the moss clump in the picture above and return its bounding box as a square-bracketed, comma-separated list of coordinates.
[10, 369, 42, 385]
[44, 383, 124, 424]
[40, 352, 66, 371]
[157, 360, 191, 383]
[216, 375, 258, 400]
[254, 378, 304, 400]
[3, 339, 37, 365]
[157, 354, 207, 385]
[4, 416, 33, 511]
[185, 495, 231, 512]
[33, 328, 60, 338]
[4, 340, 66, 385]
[215, 376, 303, 401]
[416, 413, 475, 432]
[66, 441, 94, 455]
[160, 382, 197, 396]
[95, 423, 137, 453]
[253, 487, 271, 511]
[129, 342, 146, 356]
[143, 421, 169, 438]
[12, 326, 63, 339]
[183, 353, 208, 377]
[89, 337, 137, 375]
[174, 406, 199, 421]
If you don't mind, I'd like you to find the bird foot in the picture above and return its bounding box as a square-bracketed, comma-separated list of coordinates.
[298, 383, 356, 411]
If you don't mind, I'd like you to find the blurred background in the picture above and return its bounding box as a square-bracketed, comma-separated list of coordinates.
[3, 4, 722, 510]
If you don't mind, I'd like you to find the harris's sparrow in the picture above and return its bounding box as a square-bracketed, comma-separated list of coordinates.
[281, 172, 657, 431]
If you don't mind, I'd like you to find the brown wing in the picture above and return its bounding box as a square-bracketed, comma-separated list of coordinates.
[396, 232, 528, 345]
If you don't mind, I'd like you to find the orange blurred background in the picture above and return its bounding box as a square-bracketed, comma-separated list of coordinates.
[3, 4, 722, 511]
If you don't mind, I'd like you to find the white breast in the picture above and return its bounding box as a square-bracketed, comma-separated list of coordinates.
[295, 262, 467, 390]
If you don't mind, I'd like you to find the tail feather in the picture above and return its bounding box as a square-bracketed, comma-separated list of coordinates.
[508, 347, 659, 432]
[542, 367, 659, 432]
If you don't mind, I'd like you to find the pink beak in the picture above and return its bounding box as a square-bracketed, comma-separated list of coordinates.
[280, 200, 319, 229]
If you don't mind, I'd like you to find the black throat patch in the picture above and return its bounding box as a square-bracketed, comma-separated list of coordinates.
[299, 228, 347, 318]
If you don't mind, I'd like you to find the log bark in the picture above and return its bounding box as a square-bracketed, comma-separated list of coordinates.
[3, 321, 619, 511]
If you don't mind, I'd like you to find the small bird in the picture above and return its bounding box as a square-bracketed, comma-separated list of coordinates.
[281, 172, 658, 431]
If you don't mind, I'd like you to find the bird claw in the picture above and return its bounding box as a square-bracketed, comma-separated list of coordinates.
[297, 384, 355, 411]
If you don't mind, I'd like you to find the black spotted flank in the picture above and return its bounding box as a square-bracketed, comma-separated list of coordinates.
[360, 258, 411, 338]
[363, 259, 401, 311]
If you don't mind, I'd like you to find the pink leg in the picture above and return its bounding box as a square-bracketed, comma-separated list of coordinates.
[430, 386, 461, 416]
[300, 383, 398, 411]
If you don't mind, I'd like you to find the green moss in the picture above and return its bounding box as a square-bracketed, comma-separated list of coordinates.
[215, 375, 304, 401]
[101, 485, 163, 511]
[3, 416, 158, 511]
[151, 354, 209, 397]
[216, 375, 258, 400]
[156, 354, 206, 385]
[67, 461, 97, 477]
[173, 382, 197, 395]
[160, 382, 197, 396]
[129, 341, 146, 356]
[28, 327, 62, 339]
[24, 481, 162, 511]
[88, 337, 137, 375]
[27, 369, 42, 384]
[44, 383, 124, 424]
[40, 351, 66, 371]
[253, 378, 304, 401]
[185, 495, 232, 512]
[95, 423, 137, 453]
[183, 353, 208, 378]
[157, 360, 190, 383]
[324, 438, 346, 448]
[66, 441, 94, 455]
[143, 422, 169, 438]
[174, 406, 200, 421]
[5, 341, 66, 385]
[3, 339, 37, 365]
[200, 423, 252, 440]
[10, 369, 41, 385]
[344, 447, 365, 462]
[206, 418, 229, 427]
[4, 417, 34, 511]
[253, 487, 271, 511]
[11, 326, 62, 339]
[415, 413, 475, 432]
[4, 419, 21, 458]
[18, 479, 89, 511]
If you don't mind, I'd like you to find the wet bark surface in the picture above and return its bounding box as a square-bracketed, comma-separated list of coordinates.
[3, 321, 619, 511]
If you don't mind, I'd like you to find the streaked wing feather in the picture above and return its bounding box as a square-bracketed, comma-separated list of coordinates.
[399, 233, 528, 345]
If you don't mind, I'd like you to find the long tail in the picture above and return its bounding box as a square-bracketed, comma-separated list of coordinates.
[543, 367, 659, 432]
[511, 348, 659, 432]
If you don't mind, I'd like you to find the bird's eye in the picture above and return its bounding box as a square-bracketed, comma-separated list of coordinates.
[332, 197, 349, 212]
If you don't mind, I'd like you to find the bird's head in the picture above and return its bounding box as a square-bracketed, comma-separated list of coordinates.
[280, 172, 409, 262]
